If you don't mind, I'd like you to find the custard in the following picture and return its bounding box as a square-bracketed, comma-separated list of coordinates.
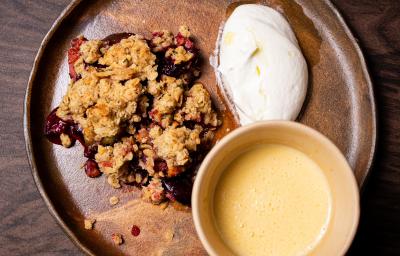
[214, 144, 331, 256]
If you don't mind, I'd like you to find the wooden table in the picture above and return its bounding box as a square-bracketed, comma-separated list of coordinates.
[0, 0, 398, 255]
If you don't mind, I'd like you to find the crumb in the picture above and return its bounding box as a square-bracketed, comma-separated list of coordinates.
[60, 133, 72, 148]
[142, 178, 165, 204]
[226, 128, 231, 132]
[109, 196, 119, 205]
[84, 219, 96, 230]
[159, 201, 169, 210]
[154, 249, 165, 256]
[111, 233, 124, 245]
[164, 229, 174, 241]
[179, 25, 191, 38]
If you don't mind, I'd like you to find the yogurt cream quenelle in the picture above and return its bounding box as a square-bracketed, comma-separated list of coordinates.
[218, 4, 308, 124]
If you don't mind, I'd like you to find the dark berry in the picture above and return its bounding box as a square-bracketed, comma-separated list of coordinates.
[154, 159, 168, 173]
[84, 159, 101, 178]
[69, 123, 85, 145]
[44, 108, 74, 145]
[162, 175, 193, 206]
[84, 144, 98, 159]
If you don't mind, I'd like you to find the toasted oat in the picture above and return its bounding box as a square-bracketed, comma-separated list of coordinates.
[159, 201, 169, 210]
[111, 233, 124, 245]
[164, 229, 174, 241]
[109, 196, 119, 205]
[60, 133, 72, 148]
[84, 219, 96, 230]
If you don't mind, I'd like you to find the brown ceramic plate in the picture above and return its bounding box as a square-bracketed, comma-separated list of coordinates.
[24, 0, 376, 255]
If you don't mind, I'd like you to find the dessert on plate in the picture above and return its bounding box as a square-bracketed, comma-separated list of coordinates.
[45, 26, 221, 206]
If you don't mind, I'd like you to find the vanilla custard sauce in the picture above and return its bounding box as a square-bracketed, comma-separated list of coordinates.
[214, 144, 331, 256]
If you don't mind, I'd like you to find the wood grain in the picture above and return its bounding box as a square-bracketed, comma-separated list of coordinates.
[0, 1, 81, 255]
[0, 0, 399, 255]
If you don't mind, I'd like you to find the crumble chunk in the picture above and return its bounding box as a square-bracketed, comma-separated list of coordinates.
[95, 136, 138, 188]
[57, 35, 157, 145]
[98, 35, 157, 81]
[153, 126, 202, 176]
[176, 83, 220, 126]
[80, 40, 102, 64]
[142, 178, 166, 204]
[150, 81, 185, 126]
[151, 30, 174, 52]
[165, 46, 194, 64]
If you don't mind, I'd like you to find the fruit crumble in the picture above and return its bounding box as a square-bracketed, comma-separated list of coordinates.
[45, 26, 221, 206]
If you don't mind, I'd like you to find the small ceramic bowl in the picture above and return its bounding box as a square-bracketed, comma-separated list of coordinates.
[192, 121, 359, 256]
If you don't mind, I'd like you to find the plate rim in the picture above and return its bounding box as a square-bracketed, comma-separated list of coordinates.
[23, 0, 377, 255]
[23, 0, 95, 255]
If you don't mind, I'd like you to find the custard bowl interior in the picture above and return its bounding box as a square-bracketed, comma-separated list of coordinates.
[192, 121, 359, 256]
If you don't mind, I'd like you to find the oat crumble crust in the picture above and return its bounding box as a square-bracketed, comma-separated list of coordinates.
[46, 26, 221, 205]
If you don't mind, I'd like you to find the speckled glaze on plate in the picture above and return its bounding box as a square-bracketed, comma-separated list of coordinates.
[24, 0, 376, 255]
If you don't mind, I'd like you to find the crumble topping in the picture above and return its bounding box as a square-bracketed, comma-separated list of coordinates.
[45, 26, 221, 206]
[151, 30, 174, 52]
[80, 40, 102, 64]
[142, 177, 166, 204]
[95, 136, 138, 188]
[178, 25, 191, 38]
[153, 125, 202, 176]
[177, 83, 220, 126]
[165, 46, 194, 64]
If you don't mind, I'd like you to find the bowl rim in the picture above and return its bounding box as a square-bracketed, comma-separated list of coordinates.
[192, 120, 360, 256]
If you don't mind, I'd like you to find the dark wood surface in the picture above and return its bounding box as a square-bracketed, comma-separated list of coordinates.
[0, 0, 398, 255]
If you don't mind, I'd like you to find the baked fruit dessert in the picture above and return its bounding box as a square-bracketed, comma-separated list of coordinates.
[45, 26, 221, 206]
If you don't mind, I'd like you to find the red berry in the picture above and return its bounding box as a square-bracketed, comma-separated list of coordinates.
[131, 225, 140, 236]
[184, 39, 193, 49]
[84, 159, 101, 178]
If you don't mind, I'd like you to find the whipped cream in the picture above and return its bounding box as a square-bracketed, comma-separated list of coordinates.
[218, 4, 308, 124]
